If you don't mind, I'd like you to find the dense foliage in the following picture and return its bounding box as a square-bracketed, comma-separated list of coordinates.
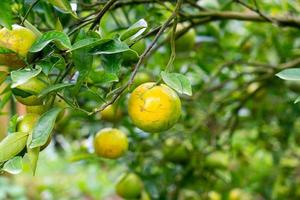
[1, 0, 300, 199]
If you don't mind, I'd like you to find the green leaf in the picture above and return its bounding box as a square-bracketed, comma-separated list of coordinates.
[11, 67, 42, 88]
[294, 96, 300, 104]
[26, 133, 40, 175]
[72, 31, 94, 95]
[0, 71, 8, 86]
[38, 54, 66, 75]
[27, 147, 40, 175]
[23, 19, 42, 37]
[120, 19, 148, 41]
[102, 54, 122, 73]
[48, 0, 78, 18]
[89, 70, 119, 84]
[2, 156, 23, 174]
[29, 107, 62, 148]
[276, 68, 300, 80]
[0, 91, 12, 110]
[70, 38, 110, 52]
[0, 132, 29, 162]
[7, 115, 18, 135]
[0, 46, 15, 54]
[91, 39, 131, 55]
[161, 71, 192, 96]
[38, 83, 74, 98]
[0, 0, 13, 29]
[30, 31, 72, 52]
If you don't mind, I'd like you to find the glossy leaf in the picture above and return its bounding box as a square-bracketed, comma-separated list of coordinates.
[29, 107, 62, 148]
[91, 39, 130, 55]
[48, 0, 77, 18]
[276, 68, 300, 80]
[89, 70, 119, 84]
[120, 19, 148, 41]
[30, 31, 72, 52]
[11, 67, 42, 88]
[0, 132, 29, 162]
[0, 0, 12, 29]
[27, 133, 40, 175]
[161, 71, 192, 96]
[38, 83, 74, 98]
[70, 38, 110, 52]
[2, 156, 23, 174]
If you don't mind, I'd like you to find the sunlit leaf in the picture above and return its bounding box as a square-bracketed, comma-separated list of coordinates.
[11, 67, 42, 88]
[161, 71, 192, 96]
[3, 156, 23, 174]
[0, 132, 29, 162]
[276, 68, 300, 80]
[38, 83, 74, 98]
[30, 31, 72, 52]
[0, 0, 12, 29]
[30, 107, 62, 148]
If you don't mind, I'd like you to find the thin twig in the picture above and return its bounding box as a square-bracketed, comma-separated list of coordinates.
[21, 0, 41, 25]
[235, 0, 276, 24]
[89, 0, 183, 115]
[90, 0, 118, 30]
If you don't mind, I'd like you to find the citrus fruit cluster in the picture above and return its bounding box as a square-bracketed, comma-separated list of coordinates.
[0, 23, 190, 199]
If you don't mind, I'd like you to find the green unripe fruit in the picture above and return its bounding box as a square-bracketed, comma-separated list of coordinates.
[12, 72, 50, 106]
[16, 113, 51, 150]
[116, 173, 143, 199]
[174, 24, 196, 52]
[123, 39, 146, 65]
[163, 137, 192, 163]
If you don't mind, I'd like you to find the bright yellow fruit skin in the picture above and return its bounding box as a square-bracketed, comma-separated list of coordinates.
[128, 82, 181, 133]
[93, 128, 128, 159]
[116, 173, 143, 199]
[13, 72, 50, 106]
[0, 25, 37, 68]
[100, 104, 122, 122]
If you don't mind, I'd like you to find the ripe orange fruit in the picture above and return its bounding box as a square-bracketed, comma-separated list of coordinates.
[116, 173, 143, 198]
[12, 72, 50, 106]
[128, 82, 181, 133]
[100, 104, 122, 122]
[0, 25, 37, 68]
[93, 128, 128, 159]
